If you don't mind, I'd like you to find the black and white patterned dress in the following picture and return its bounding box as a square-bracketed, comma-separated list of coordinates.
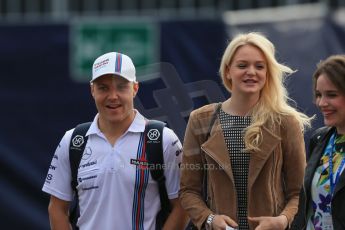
[219, 108, 251, 230]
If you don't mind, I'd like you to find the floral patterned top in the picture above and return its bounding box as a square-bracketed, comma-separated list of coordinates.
[306, 132, 345, 230]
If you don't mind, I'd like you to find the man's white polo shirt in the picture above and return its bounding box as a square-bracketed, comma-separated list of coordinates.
[42, 111, 182, 230]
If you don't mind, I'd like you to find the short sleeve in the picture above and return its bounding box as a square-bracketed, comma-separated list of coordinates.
[162, 127, 182, 200]
[42, 129, 74, 201]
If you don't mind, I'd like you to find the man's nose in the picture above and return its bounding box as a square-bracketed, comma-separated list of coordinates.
[108, 88, 119, 99]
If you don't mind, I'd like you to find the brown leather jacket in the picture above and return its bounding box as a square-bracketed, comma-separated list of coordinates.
[179, 103, 306, 229]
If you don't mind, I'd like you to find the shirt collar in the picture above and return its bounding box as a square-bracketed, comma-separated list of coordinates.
[86, 110, 146, 136]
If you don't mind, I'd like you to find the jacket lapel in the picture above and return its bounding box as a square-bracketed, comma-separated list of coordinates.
[248, 126, 281, 191]
[307, 127, 345, 198]
[304, 127, 333, 194]
[304, 140, 325, 194]
[202, 122, 282, 186]
[202, 121, 234, 183]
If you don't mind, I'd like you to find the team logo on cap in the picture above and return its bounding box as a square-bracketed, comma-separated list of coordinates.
[93, 58, 109, 72]
[147, 129, 160, 141]
[72, 135, 85, 147]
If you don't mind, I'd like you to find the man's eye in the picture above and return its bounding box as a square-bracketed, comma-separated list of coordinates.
[117, 84, 128, 90]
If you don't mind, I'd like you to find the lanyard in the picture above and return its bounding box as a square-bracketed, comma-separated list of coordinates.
[327, 132, 345, 195]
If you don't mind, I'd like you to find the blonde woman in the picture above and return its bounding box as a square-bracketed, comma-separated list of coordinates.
[180, 32, 311, 230]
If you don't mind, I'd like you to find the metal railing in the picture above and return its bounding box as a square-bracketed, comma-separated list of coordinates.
[0, 0, 344, 22]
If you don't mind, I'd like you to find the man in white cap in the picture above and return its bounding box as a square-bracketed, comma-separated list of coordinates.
[42, 52, 188, 229]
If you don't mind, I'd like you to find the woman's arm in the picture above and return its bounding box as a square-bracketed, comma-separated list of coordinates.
[179, 110, 212, 229]
[280, 116, 307, 225]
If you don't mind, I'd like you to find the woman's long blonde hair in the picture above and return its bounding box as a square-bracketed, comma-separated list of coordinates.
[219, 32, 311, 151]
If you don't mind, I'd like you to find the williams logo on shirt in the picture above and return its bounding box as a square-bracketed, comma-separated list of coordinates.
[71, 135, 85, 150]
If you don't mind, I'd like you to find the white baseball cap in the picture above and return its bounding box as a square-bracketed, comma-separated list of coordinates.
[91, 52, 136, 82]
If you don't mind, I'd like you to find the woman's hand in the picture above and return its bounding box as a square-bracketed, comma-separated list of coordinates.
[212, 214, 238, 230]
[248, 215, 288, 230]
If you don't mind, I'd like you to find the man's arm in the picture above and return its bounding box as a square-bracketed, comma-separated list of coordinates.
[48, 195, 71, 230]
[163, 198, 189, 230]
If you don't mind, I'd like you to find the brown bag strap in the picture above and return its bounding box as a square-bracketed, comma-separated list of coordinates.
[206, 102, 222, 139]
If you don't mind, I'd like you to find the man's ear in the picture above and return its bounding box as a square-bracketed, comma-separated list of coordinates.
[90, 83, 95, 98]
[133, 82, 139, 97]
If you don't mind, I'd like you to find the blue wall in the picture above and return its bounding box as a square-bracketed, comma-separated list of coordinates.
[0, 17, 344, 229]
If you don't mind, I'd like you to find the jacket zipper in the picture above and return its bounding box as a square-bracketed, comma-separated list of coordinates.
[201, 146, 238, 220]
[271, 151, 277, 215]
